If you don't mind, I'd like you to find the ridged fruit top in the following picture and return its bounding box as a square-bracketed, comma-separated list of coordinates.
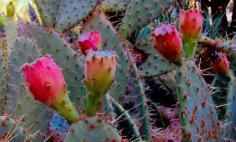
[22, 55, 67, 105]
[178, 9, 203, 40]
[77, 31, 101, 55]
[85, 50, 117, 94]
[152, 23, 182, 63]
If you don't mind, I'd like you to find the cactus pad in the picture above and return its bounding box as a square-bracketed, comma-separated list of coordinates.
[101, 0, 130, 12]
[176, 60, 220, 142]
[64, 116, 121, 142]
[0, 115, 32, 141]
[34, 0, 61, 27]
[119, 0, 176, 37]
[224, 77, 236, 141]
[5, 37, 50, 141]
[212, 74, 232, 120]
[55, 0, 98, 32]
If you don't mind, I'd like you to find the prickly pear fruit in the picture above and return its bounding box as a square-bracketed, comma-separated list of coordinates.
[178, 9, 203, 58]
[212, 53, 230, 76]
[152, 23, 183, 66]
[77, 31, 102, 55]
[84, 50, 117, 116]
[178, 9, 203, 40]
[22, 55, 79, 122]
[85, 50, 117, 94]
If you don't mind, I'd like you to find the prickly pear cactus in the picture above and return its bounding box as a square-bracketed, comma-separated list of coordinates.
[64, 116, 122, 142]
[136, 25, 176, 77]
[2, 0, 236, 142]
[224, 77, 236, 141]
[0, 115, 32, 142]
[111, 99, 142, 141]
[82, 11, 129, 102]
[35, 0, 99, 32]
[55, 0, 99, 32]
[101, 0, 130, 12]
[119, 0, 176, 37]
[5, 37, 51, 141]
[18, 23, 85, 108]
[176, 60, 220, 142]
[34, 0, 61, 27]
[212, 73, 232, 120]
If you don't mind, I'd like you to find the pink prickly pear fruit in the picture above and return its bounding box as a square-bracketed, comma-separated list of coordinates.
[22, 55, 79, 122]
[22, 55, 66, 104]
[178, 9, 203, 40]
[77, 31, 102, 55]
[152, 23, 183, 66]
[212, 53, 230, 76]
[85, 50, 117, 94]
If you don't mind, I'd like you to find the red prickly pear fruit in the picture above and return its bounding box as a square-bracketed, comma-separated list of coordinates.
[77, 31, 102, 55]
[178, 9, 203, 40]
[85, 50, 117, 94]
[152, 23, 183, 66]
[22, 55, 79, 122]
[22, 55, 67, 104]
[212, 53, 230, 76]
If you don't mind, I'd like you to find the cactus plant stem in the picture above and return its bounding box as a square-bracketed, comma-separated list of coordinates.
[51, 94, 79, 123]
[84, 90, 103, 117]
[174, 56, 183, 67]
[183, 38, 196, 58]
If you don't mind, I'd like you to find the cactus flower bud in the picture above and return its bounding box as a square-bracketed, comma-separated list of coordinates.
[22, 55, 79, 122]
[84, 50, 117, 116]
[77, 31, 102, 55]
[178, 9, 203, 40]
[152, 23, 183, 66]
[178, 9, 203, 58]
[212, 53, 230, 76]
[85, 50, 117, 94]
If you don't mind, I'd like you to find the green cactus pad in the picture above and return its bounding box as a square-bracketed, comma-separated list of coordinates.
[5, 37, 50, 141]
[176, 60, 220, 142]
[0, 115, 32, 141]
[0, 19, 17, 109]
[55, 0, 98, 32]
[101, 0, 130, 12]
[128, 53, 151, 141]
[212, 73, 232, 120]
[136, 25, 175, 77]
[64, 116, 121, 142]
[34, 0, 61, 27]
[82, 11, 129, 102]
[18, 23, 85, 108]
[223, 77, 236, 141]
[111, 98, 142, 141]
[119, 0, 176, 38]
